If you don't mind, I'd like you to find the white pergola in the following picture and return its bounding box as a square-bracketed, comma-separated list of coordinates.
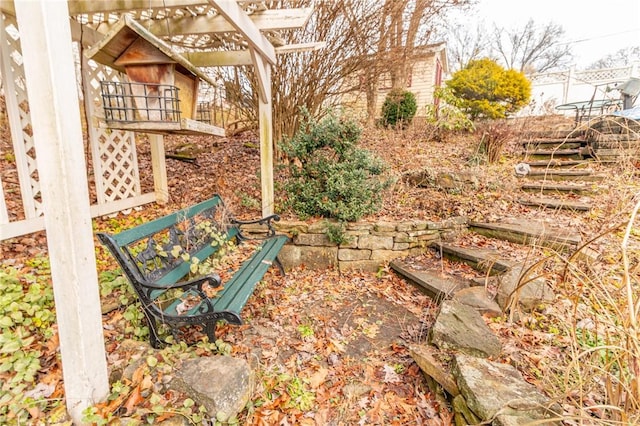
[0, 0, 317, 422]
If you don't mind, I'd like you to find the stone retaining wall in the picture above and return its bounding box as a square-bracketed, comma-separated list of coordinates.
[275, 218, 467, 272]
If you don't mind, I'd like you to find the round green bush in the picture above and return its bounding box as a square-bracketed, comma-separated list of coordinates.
[446, 58, 531, 119]
[282, 111, 391, 222]
[381, 89, 417, 127]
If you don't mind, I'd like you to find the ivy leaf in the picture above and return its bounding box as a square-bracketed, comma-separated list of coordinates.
[171, 245, 182, 258]
[1, 339, 21, 353]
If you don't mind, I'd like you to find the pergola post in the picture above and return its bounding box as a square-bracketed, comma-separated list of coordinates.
[149, 134, 170, 204]
[14, 0, 109, 422]
[211, 0, 277, 216]
[251, 48, 275, 215]
[258, 90, 275, 216]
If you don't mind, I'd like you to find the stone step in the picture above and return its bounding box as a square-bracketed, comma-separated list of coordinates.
[523, 129, 579, 139]
[523, 169, 604, 182]
[521, 182, 596, 195]
[522, 140, 585, 150]
[524, 149, 584, 161]
[469, 220, 581, 250]
[518, 197, 592, 212]
[587, 119, 640, 134]
[592, 148, 640, 160]
[390, 261, 470, 301]
[430, 243, 515, 274]
[526, 159, 591, 168]
[592, 139, 640, 148]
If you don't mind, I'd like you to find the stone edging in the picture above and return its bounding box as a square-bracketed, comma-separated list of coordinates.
[275, 217, 467, 272]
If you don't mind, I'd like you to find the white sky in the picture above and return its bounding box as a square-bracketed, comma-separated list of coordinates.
[457, 0, 640, 68]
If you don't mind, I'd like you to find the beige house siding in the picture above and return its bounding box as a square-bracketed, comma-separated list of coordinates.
[337, 43, 447, 119]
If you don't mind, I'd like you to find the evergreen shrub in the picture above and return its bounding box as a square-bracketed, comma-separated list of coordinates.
[446, 58, 531, 119]
[282, 111, 390, 222]
[381, 89, 417, 127]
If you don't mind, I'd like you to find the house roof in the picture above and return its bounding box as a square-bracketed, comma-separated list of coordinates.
[413, 42, 448, 73]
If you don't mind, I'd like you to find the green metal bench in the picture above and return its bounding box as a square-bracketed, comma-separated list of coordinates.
[97, 195, 288, 348]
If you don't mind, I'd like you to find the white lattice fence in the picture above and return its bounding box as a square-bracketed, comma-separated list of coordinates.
[82, 57, 142, 204]
[575, 67, 633, 83]
[0, 29, 156, 240]
[522, 63, 640, 116]
[0, 13, 42, 221]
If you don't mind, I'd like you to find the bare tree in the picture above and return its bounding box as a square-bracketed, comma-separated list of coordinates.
[359, 0, 470, 121]
[446, 22, 490, 72]
[222, 0, 470, 141]
[377, 0, 469, 88]
[272, 0, 382, 141]
[588, 46, 640, 69]
[493, 19, 573, 73]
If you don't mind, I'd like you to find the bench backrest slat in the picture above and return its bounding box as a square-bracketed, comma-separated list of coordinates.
[98, 195, 243, 302]
[112, 196, 224, 246]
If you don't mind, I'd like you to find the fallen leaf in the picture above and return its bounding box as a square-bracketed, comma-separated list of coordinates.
[124, 385, 143, 416]
[176, 294, 201, 315]
[131, 364, 146, 385]
[382, 365, 401, 383]
[308, 367, 328, 389]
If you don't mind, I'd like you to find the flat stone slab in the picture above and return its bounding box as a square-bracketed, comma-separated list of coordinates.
[453, 354, 560, 424]
[453, 287, 502, 317]
[496, 263, 555, 312]
[524, 169, 604, 182]
[469, 220, 581, 248]
[390, 260, 469, 301]
[431, 243, 516, 274]
[526, 159, 590, 168]
[430, 300, 502, 358]
[409, 344, 459, 396]
[518, 197, 592, 212]
[522, 140, 584, 150]
[526, 148, 582, 156]
[521, 182, 595, 195]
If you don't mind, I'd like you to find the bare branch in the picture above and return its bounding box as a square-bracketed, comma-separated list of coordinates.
[492, 19, 573, 73]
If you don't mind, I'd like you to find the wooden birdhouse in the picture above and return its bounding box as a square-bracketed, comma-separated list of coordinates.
[85, 16, 224, 136]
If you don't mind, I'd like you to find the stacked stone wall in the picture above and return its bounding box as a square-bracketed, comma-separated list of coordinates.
[275, 218, 467, 272]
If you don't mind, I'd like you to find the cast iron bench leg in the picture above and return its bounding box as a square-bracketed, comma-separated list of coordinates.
[205, 321, 217, 343]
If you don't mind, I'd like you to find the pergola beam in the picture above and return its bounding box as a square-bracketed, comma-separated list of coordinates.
[209, 0, 276, 65]
[68, 0, 211, 15]
[2, 2, 313, 36]
[131, 8, 312, 37]
[185, 42, 324, 66]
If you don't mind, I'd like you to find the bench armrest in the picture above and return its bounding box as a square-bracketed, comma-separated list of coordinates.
[137, 273, 222, 291]
[231, 214, 281, 239]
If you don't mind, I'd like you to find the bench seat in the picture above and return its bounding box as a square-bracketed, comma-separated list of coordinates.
[97, 195, 288, 348]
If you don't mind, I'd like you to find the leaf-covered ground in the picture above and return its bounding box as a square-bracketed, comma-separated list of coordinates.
[2, 114, 640, 424]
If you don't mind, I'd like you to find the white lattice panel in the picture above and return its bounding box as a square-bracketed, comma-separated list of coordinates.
[0, 14, 42, 218]
[576, 66, 633, 83]
[82, 57, 141, 203]
[0, 174, 8, 225]
[529, 71, 569, 85]
[96, 132, 141, 202]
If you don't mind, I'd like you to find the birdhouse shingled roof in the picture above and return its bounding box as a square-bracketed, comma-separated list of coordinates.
[84, 15, 216, 86]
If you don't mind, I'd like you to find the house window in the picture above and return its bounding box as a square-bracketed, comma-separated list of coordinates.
[378, 73, 392, 90]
